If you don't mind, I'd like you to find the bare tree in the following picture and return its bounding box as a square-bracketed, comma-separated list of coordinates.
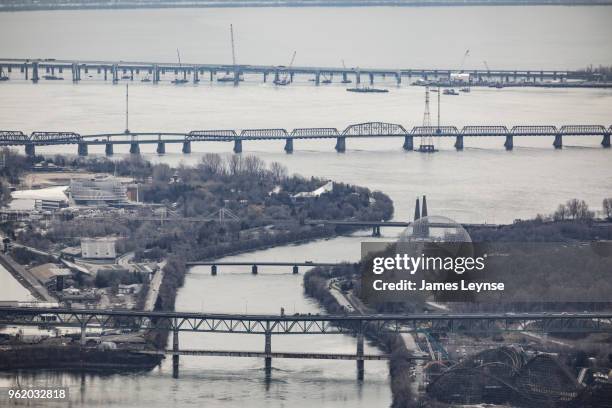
[269, 161, 288, 183]
[603, 198, 612, 220]
[198, 153, 224, 177]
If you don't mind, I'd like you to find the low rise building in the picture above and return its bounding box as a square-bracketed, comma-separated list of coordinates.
[81, 238, 117, 260]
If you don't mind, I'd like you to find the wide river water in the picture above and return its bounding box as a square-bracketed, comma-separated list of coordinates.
[0, 5, 611, 407]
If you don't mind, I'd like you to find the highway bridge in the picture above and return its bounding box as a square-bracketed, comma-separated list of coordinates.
[0, 57, 591, 86]
[2, 122, 610, 156]
[0, 306, 610, 379]
[185, 261, 343, 275]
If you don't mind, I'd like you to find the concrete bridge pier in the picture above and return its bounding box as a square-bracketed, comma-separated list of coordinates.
[292, 265, 299, 274]
[78, 143, 88, 156]
[103, 67, 108, 81]
[315, 71, 320, 86]
[504, 135, 514, 151]
[284, 138, 293, 154]
[342, 72, 348, 83]
[152, 65, 159, 83]
[356, 329, 364, 381]
[130, 68, 134, 81]
[395, 72, 401, 85]
[172, 325, 180, 379]
[31, 62, 39, 82]
[80, 323, 87, 346]
[601, 134, 610, 148]
[274, 70, 280, 83]
[355, 72, 361, 85]
[263, 71, 268, 83]
[403, 135, 413, 151]
[553, 134, 563, 149]
[372, 226, 381, 237]
[211, 265, 217, 275]
[157, 142, 166, 154]
[233, 70, 240, 86]
[112, 64, 119, 83]
[129, 142, 140, 155]
[335, 137, 346, 153]
[210, 70, 214, 82]
[25, 144, 35, 157]
[264, 327, 272, 378]
[105, 143, 114, 156]
[193, 66, 199, 83]
[289, 72, 294, 83]
[233, 139, 242, 154]
[182, 141, 191, 154]
[369, 72, 374, 85]
[251, 265, 258, 275]
[454, 135, 464, 151]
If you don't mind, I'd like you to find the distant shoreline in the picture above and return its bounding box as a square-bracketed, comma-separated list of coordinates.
[1, 1, 612, 13]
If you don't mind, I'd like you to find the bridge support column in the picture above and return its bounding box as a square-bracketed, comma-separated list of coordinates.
[193, 66, 199, 83]
[454, 135, 464, 151]
[356, 72, 360, 85]
[233, 139, 242, 154]
[251, 265, 258, 275]
[77, 143, 88, 156]
[284, 138, 293, 154]
[152, 65, 159, 83]
[80, 323, 87, 346]
[157, 142, 166, 154]
[172, 326, 179, 379]
[504, 135, 513, 151]
[601, 134, 610, 148]
[356, 327, 364, 381]
[315, 71, 320, 86]
[342, 72, 348, 83]
[292, 265, 298, 274]
[25, 144, 35, 157]
[369, 72, 374, 85]
[211, 265, 217, 275]
[112, 64, 118, 83]
[372, 226, 381, 237]
[105, 143, 114, 156]
[403, 135, 413, 151]
[233, 70, 240, 86]
[274, 70, 280, 83]
[264, 325, 272, 378]
[31, 62, 39, 83]
[553, 134, 563, 149]
[263, 72, 268, 83]
[182, 141, 191, 154]
[335, 137, 346, 153]
[290, 72, 294, 83]
[395, 72, 401, 85]
[103, 67, 108, 81]
[129, 143, 140, 155]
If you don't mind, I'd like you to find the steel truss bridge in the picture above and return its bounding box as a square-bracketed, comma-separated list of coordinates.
[0, 58, 594, 87]
[2, 123, 610, 156]
[0, 307, 610, 379]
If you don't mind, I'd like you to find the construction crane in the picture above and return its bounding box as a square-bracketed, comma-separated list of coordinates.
[274, 51, 296, 86]
[218, 24, 242, 83]
[171, 48, 188, 84]
[459, 49, 470, 73]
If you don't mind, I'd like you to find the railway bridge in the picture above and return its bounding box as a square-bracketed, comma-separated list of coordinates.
[0, 307, 610, 380]
[1, 122, 610, 156]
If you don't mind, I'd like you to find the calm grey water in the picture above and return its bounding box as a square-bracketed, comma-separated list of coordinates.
[0, 6, 611, 407]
